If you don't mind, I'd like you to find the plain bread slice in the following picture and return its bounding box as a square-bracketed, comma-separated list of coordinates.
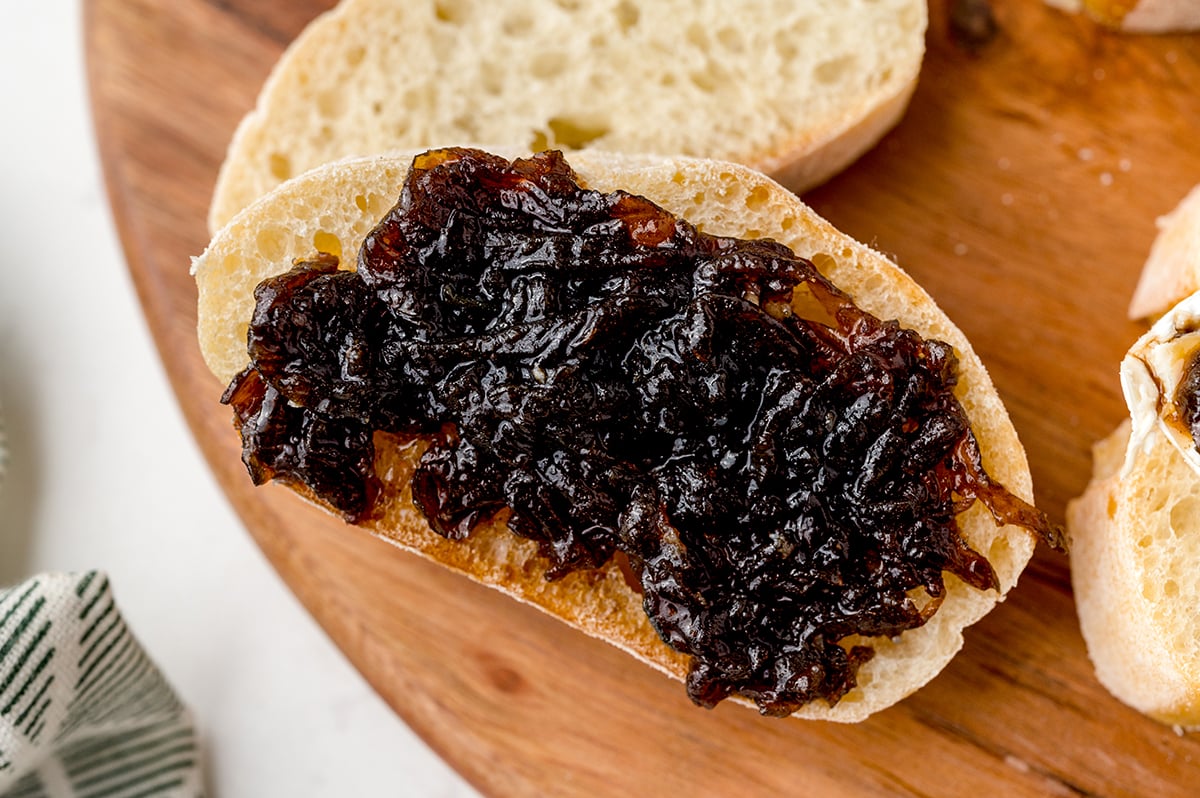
[207, 0, 926, 231]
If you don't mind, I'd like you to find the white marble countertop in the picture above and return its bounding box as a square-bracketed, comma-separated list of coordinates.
[0, 4, 479, 795]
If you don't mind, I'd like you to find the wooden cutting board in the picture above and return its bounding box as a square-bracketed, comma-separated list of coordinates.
[86, 0, 1200, 794]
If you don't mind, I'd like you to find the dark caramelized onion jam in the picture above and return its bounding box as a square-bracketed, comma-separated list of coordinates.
[222, 148, 1054, 714]
[1177, 350, 1200, 447]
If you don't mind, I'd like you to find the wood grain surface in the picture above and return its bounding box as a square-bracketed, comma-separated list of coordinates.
[86, 0, 1200, 794]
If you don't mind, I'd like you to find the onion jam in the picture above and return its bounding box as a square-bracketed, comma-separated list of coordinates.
[1177, 351, 1200, 447]
[222, 148, 1054, 715]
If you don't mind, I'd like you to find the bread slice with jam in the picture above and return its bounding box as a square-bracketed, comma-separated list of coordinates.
[194, 149, 1047, 721]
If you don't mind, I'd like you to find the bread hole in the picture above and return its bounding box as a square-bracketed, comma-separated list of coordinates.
[774, 31, 798, 62]
[745, 185, 770, 212]
[1169, 496, 1200, 537]
[780, 216, 796, 231]
[815, 55, 857, 86]
[529, 129, 551, 152]
[692, 191, 706, 205]
[503, 11, 535, 36]
[686, 22, 707, 49]
[236, 322, 250, 346]
[346, 45, 366, 67]
[318, 124, 334, 143]
[531, 51, 568, 80]
[671, 171, 686, 184]
[590, 32, 608, 48]
[690, 65, 721, 93]
[660, 72, 677, 87]
[546, 115, 610, 149]
[1138, 535, 1154, 548]
[354, 194, 369, 212]
[811, 252, 838, 272]
[840, 247, 854, 259]
[256, 227, 288, 261]
[433, 0, 466, 25]
[314, 88, 343, 118]
[1166, 580, 1181, 598]
[744, 229, 763, 239]
[615, 0, 639, 30]
[716, 26, 743, 52]
[554, 0, 582, 9]
[313, 231, 342, 260]
[268, 152, 292, 181]
[362, 192, 388, 216]
[392, 119, 411, 138]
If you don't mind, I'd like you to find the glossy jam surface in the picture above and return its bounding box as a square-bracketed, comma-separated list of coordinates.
[224, 148, 1052, 714]
[1176, 349, 1200, 445]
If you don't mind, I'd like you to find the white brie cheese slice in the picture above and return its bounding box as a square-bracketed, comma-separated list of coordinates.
[1121, 291, 1200, 478]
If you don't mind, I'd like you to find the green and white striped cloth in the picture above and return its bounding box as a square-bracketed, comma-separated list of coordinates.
[0, 573, 203, 797]
[0, 413, 204, 796]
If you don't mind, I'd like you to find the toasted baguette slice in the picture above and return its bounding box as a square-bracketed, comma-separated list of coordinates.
[194, 151, 1037, 722]
[1068, 294, 1200, 726]
[1045, 0, 1200, 31]
[207, 0, 927, 232]
[1129, 184, 1200, 321]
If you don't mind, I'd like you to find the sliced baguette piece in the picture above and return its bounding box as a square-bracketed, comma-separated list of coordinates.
[1068, 293, 1200, 725]
[194, 150, 1038, 722]
[1129, 184, 1200, 321]
[207, 0, 927, 232]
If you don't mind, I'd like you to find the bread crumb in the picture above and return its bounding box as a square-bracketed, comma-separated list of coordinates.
[1119, 158, 1133, 172]
[1100, 172, 1113, 187]
[1093, 68, 1106, 81]
[954, 242, 969, 256]
[1167, 51, 1179, 64]
[1001, 193, 1014, 206]
[1078, 148, 1095, 162]
[997, 157, 1011, 170]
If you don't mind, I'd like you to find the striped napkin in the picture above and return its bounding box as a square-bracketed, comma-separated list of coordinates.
[0, 412, 205, 796]
[0, 574, 203, 798]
